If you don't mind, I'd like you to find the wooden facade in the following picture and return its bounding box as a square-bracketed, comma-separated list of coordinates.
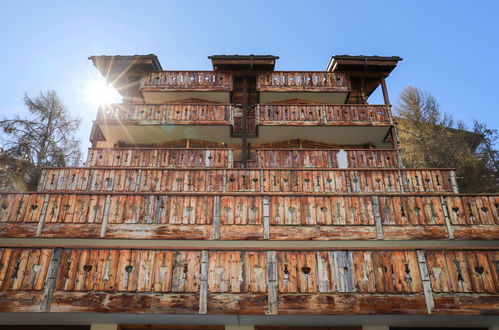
[0, 53, 497, 325]
[0, 247, 497, 315]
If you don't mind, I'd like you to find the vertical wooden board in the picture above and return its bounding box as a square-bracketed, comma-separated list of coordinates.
[277, 251, 297, 293]
[316, 252, 331, 292]
[63, 249, 80, 291]
[34, 248, 52, 292]
[23, 194, 44, 223]
[92, 249, 108, 291]
[83, 249, 100, 291]
[73, 249, 89, 291]
[476, 196, 493, 225]
[20, 249, 41, 290]
[466, 251, 486, 293]
[44, 195, 61, 223]
[488, 196, 499, 224]
[426, 250, 447, 293]
[125, 249, 140, 292]
[153, 251, 170, 292]
[0, 249, 20, 289]
[0, 195, 15, 222]
[115, 249, 131, 291]
[220, 196, 233, 225]
[107, 195, 124, 224]
[405, 251, 423, 293]
[481, 251, 498, 293]
[389, 251, 406, 293]
[453, 250, 473, 293]
[73, 195, 89, 224]
[352, 251, 375, 293]
[54, 249, 70, 290]
[244, 251, 266, 293]
[10, 249, 30, 290]
[439, 250, 459, 293]
[296, 252, 317, 293]
[379, 251, 396, 293]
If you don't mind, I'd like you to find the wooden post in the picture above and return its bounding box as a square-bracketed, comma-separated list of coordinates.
[416, 250, 435, 314]
[36, 194, 50, 237]
[40, 248, 61, 312]
[266, 251, 278, 315]
[213, 196, 221, 240]
[371, 196, 384, 240]
[450, 170, 459, 193]
[263, 196, 270, 240]
[100, 195, 112, 238]
[199, 250, 208, 314]
[380, 78, 390, 105]
[440, 196, 455, 240]
[241, 76, 249, 168]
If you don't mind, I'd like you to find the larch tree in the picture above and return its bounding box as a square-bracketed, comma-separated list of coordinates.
[394, 86, 498, 193]
[0, 90, 82, 189]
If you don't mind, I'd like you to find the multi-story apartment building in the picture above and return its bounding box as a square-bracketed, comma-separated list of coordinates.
[0, 54, 497, 330]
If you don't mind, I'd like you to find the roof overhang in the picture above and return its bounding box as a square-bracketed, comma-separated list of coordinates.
[209, 54, 279, 71]
[88, 54, 163, 96]
[327, 55, 403, 75]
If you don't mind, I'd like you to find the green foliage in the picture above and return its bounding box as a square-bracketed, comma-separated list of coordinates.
[394, 86, 498, 193]
[0, 90, 81, 190]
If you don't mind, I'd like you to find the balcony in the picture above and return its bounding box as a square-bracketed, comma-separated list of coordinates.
[92, 103, 239, 147]
[0, 246, 496, 315]
[98, 103, 233, 125]
[257, 72, 349, 92]
[140, 71, 233, 103]
[86, 148, 233, 168]
[0, 192, 497, 240]
[253, 149, 400, 168]
[254, 104, 392, 147]
[257, 72, 350, 104]
[38, 168, 456, 193]
[257, 104, 390, 125]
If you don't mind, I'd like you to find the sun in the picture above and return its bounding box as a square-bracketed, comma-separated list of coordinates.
[86, 78, 121, 106]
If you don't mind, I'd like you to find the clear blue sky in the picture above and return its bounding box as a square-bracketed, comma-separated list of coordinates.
[1, 0, 498, 154]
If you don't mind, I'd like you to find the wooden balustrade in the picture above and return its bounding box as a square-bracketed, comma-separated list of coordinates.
[1, 193, 497, 240]
[257, 104, 390, 125]
[86, 148, 233, 168]
[0, 247, 496, 314]
[257, 72, 349, 92]
[141, 71, 233, 91]
[255, 149, 399, 168]
[97, 103, 232, 124]
[38, 168, 455, 193]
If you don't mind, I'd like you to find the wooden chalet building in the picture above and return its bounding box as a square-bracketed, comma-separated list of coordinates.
[0, 54, 498, 330]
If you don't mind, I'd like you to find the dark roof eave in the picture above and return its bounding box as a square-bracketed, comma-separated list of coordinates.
[208, 54, 279, 60]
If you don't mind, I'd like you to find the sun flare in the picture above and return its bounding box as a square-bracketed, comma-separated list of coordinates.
[86, 79, 120, 106]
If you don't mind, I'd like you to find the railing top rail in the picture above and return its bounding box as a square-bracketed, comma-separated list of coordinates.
[0, 244, 495, 252]
[2, 191, 497, 197]
[103, 103, 233, 106]
[41, 166, 456, 171]
[254, 148, 397, 151]
[88, 147, 233, 150]
[258, 104, 389, 107]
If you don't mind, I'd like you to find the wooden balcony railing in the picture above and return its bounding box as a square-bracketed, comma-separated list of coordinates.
[0, 247, 496, 315]
[257, 72, 350, 92]
[141, 71, 233, 91]
[38, 168, 456, 193]
[97, 103, 233, 125]
[86, 148, 233, 168]
[1, 193, 496, 240]
[257, 104, 390, 125]
[255, 149, 400, 168]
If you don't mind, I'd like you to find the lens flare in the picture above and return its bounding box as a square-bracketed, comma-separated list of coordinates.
[86, 79, 120, 106]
